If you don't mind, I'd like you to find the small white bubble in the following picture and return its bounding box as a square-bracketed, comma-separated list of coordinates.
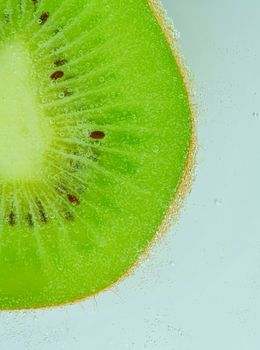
[37, 41, 45, 47]
[214, 198, 222, 206]
[173, 29, 181, 39]
[51, 80, 57, 87]
[153, 145, 159, 153]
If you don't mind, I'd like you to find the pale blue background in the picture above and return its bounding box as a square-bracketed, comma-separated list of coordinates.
[0, 0, 259, 349]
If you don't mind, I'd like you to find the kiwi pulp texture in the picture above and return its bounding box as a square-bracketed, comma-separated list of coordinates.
[0, 0, 192, 309]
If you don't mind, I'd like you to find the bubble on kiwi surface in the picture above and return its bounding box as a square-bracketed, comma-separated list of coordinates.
[0, 0, 193, 309]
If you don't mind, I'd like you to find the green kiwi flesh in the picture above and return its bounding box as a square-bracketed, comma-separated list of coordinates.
[0, 0, 192, 310]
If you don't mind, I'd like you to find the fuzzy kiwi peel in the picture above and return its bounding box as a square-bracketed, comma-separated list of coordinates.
[0, 0, 194, 310]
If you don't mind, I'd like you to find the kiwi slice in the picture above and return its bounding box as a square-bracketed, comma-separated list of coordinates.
[0, 0, 194, 310]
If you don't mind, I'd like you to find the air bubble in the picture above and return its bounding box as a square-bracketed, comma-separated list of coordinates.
[58, 92, 65, 99]
[173, 29, 181, 39]
[152, 145, 159, 153]
[214, 198, 222, 206]
[51, 80, 57, 87]
[37, 41, 45, 48]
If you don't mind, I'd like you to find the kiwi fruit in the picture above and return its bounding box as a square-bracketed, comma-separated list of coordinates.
[0, 0, 194, 310]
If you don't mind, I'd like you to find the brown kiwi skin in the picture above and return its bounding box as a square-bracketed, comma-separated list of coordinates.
[4, 0, 196, 312]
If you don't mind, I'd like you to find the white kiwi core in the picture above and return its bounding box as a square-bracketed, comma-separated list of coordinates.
[0, 41, 52, 181]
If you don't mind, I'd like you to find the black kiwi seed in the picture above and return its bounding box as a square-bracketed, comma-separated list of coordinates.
[54, 59, 67, 67]
[90, 131, 105, 140]
[26, 214, 34, 227]
[55, 183, 67, 195]
[64, 211, 74, 221]
[67, 194, 80, 206]
[51, 70, 64, 80]
[8, 212, 15, 226]
[39, 12, 49, 25]
[36, 199, 48, 223]
[39, 210, 47, 223]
